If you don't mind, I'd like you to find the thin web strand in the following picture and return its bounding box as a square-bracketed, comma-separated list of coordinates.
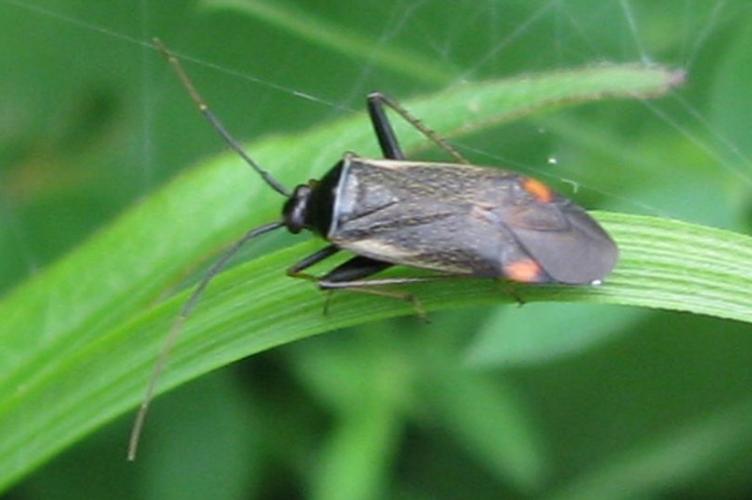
[154, 38, 292, 197]
[638, 98, 752, 187]
[619, 0, 652, 63]
[454, 0, 557, 83]
[554, 0, 752, 187]
[0, 0, 352, 113]
[683, 0, 727, 71]
[138, 0, 153, 191]
[671, 93, 752, 170]
[4, 0, 748, 235]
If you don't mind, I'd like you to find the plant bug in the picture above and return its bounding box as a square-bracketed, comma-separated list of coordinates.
[128, 39, 618, 460]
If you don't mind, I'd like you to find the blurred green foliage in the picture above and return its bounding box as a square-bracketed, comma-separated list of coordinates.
[1, 0, 752, 499]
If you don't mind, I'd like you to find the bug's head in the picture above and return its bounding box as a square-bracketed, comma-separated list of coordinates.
[282, 183, 314, 234]
[281, 161, 344, 236]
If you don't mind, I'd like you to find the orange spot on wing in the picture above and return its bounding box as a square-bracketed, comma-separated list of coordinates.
[504, 258, 543, 283]
[522, 177, 554, 203]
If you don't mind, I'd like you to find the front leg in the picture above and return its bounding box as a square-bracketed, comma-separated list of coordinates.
[287, 246, 393, 283]
[318, 256, 428, 317]
[287, 251, 427, 316]
[286, 244, 341, 278]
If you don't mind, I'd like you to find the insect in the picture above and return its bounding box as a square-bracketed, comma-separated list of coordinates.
[128, 39, 618, 460]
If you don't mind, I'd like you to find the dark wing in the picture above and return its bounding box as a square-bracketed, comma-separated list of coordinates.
[331, 209, 491, 275]
[501, 199, 619, 284]
[330, 158, 618, 284]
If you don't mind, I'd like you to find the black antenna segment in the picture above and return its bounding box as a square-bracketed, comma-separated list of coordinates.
[153, 38, 291, 197]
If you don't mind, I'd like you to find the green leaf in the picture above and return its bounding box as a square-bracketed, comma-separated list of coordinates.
[418, 367, 550, 492]
[204, 0, 455, 84]
[465, 303, 647, 368]
[0, 64, 698, 491]
[710, 21, 752, 161]
[142, 375, 260, 500]
[287, 327, 408, 500]
[310, 391, 401, 500]
[548, 398, 752, 500]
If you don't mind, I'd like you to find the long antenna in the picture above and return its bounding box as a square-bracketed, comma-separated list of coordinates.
[153, 38, 291, 197]
[128, 221, 284, 461]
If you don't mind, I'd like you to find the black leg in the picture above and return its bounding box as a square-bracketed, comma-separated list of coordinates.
[292, 251, 468, 292]
[367, 92, 469, 164]
[316, 256, 395, 315]
[288, 250, 394, 287]
[287, 248, 468, 319]
[321, 256, 429, 317]
[288, 252, 427, 316]
[321, 256, 394, 282]
[367, 93, 405, 160]
[286, 244, 341, 275]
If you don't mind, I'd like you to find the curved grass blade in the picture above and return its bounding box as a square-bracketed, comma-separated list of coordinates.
[0, 64, 685, 490]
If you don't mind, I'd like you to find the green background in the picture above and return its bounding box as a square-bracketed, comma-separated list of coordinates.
[1, 0, 752, 498]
